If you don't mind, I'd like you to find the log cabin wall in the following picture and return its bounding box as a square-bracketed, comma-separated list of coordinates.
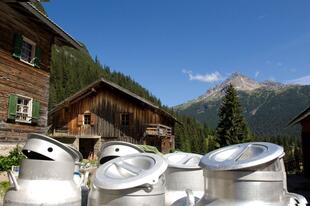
[52, 85, 174, 142]
[301, 117, 310, 133]
[301, 117, 310, 177]
[161, 137, 172, 154]
[50, 82, 176, 154]
[0, 3, 53, 143]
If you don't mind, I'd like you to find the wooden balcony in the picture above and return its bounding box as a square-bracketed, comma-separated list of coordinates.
[145, 124, 172, 138]
[50, 126, 100, 139]
[49, 127, 72, 138]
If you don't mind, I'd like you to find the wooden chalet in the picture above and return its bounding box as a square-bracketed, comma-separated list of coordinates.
[0, 2, 82, 154]
[288, 106, 310, 177]
[49, 78, 177, 158]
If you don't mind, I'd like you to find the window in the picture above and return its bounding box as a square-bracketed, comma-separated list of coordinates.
[12, 33, 41, 67]
[15, 95, 32, 123]
[7, 94, 40, 124]
[20, 37, 35, 64]
[121, 113, 130, 127]
[84, 114, 91, 125]
[78, 112, 96, 126]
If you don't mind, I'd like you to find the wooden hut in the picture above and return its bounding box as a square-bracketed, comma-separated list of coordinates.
[49, 78, 177, 158]
[0, 2, 82, 155]
[288, 106, 310, 177]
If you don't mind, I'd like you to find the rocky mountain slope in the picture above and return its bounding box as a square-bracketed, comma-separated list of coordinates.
[175, 73, 310, 137]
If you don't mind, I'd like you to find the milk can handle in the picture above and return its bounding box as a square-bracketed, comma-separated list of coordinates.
[7, 171, 20, 191]
[142, 183, 153, 192]
[185, 189, 195, 206]
[287, 192, 308, 205]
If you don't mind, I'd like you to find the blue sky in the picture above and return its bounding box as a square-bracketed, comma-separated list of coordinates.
[44, 0, 310, 106]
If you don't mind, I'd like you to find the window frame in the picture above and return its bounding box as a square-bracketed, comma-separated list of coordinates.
[15, 94, 33, 124]
[19, 36, 36, 66]
[120, 113, 130, 128]
[83, 113, 91, 125]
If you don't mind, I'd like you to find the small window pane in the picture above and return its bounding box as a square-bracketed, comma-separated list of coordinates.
[84, 114, 91, 125]
[21, 41, 33, 63]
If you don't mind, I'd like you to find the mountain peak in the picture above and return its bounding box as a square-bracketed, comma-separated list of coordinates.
[176, 72, 293, 110]
[223, 73, 260, 91]
[194, 73, 261, 102]
[227, 72, 244, 79]
[191, 73, 289, 105]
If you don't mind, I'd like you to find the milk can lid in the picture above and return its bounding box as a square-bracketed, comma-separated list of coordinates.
[199, 142, 284, 170]
[164, 152, 202, 169]
[66, 144, 83, 162]
[99, 141, 144, 164]
[94, 153, 168, 190]
[23, 133, 77, 162]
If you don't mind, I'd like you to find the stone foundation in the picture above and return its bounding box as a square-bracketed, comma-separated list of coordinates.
[0, 142, 25, 156]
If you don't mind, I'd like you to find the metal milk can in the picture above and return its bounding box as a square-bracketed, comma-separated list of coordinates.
[3, 133, 82, 206]
[88, 153, 168, 206]
[4, 159, 81, 206]
[195, 142, 308, 206]
[164, 152, 204, 206]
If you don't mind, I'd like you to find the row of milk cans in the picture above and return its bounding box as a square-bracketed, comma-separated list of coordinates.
[3, 133, 308, 206]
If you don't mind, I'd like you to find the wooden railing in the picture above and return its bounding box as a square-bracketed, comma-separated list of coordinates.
[145, 124, 172, 138]
[50, 127, 69, 137]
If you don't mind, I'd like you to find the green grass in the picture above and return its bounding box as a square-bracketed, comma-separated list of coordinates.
[81, 159, 97, 164]
[0, 181, 9, 198]
[137, 144, 162, 155]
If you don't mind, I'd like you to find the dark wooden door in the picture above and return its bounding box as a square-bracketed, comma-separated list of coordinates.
[79, 138, 96, 159]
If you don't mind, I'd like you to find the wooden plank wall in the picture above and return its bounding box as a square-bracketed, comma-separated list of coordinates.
[301, 118, 310, 177]
[51, 85, 175, 144]
[161, 137, 172, 153]
[0, 3, 53, 141]
[302, 118, 310, 133]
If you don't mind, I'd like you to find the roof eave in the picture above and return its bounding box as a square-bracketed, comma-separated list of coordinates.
[20, 2, 83, 50]
[49, 79, 102, 115]
[287, 106, 310, 127]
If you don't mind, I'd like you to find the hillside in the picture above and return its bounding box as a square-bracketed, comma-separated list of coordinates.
[175, 73, 310, 137]
[49, 45, 161, 109]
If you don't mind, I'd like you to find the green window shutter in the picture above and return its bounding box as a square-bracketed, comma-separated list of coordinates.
[31, 100, 40, 124]
[7, 95, 17, 120]
[12, 33, 23, 59]
[34, 47, 41, 68]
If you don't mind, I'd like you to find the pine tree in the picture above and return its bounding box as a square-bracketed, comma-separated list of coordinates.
[215, 84, 251, 147]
